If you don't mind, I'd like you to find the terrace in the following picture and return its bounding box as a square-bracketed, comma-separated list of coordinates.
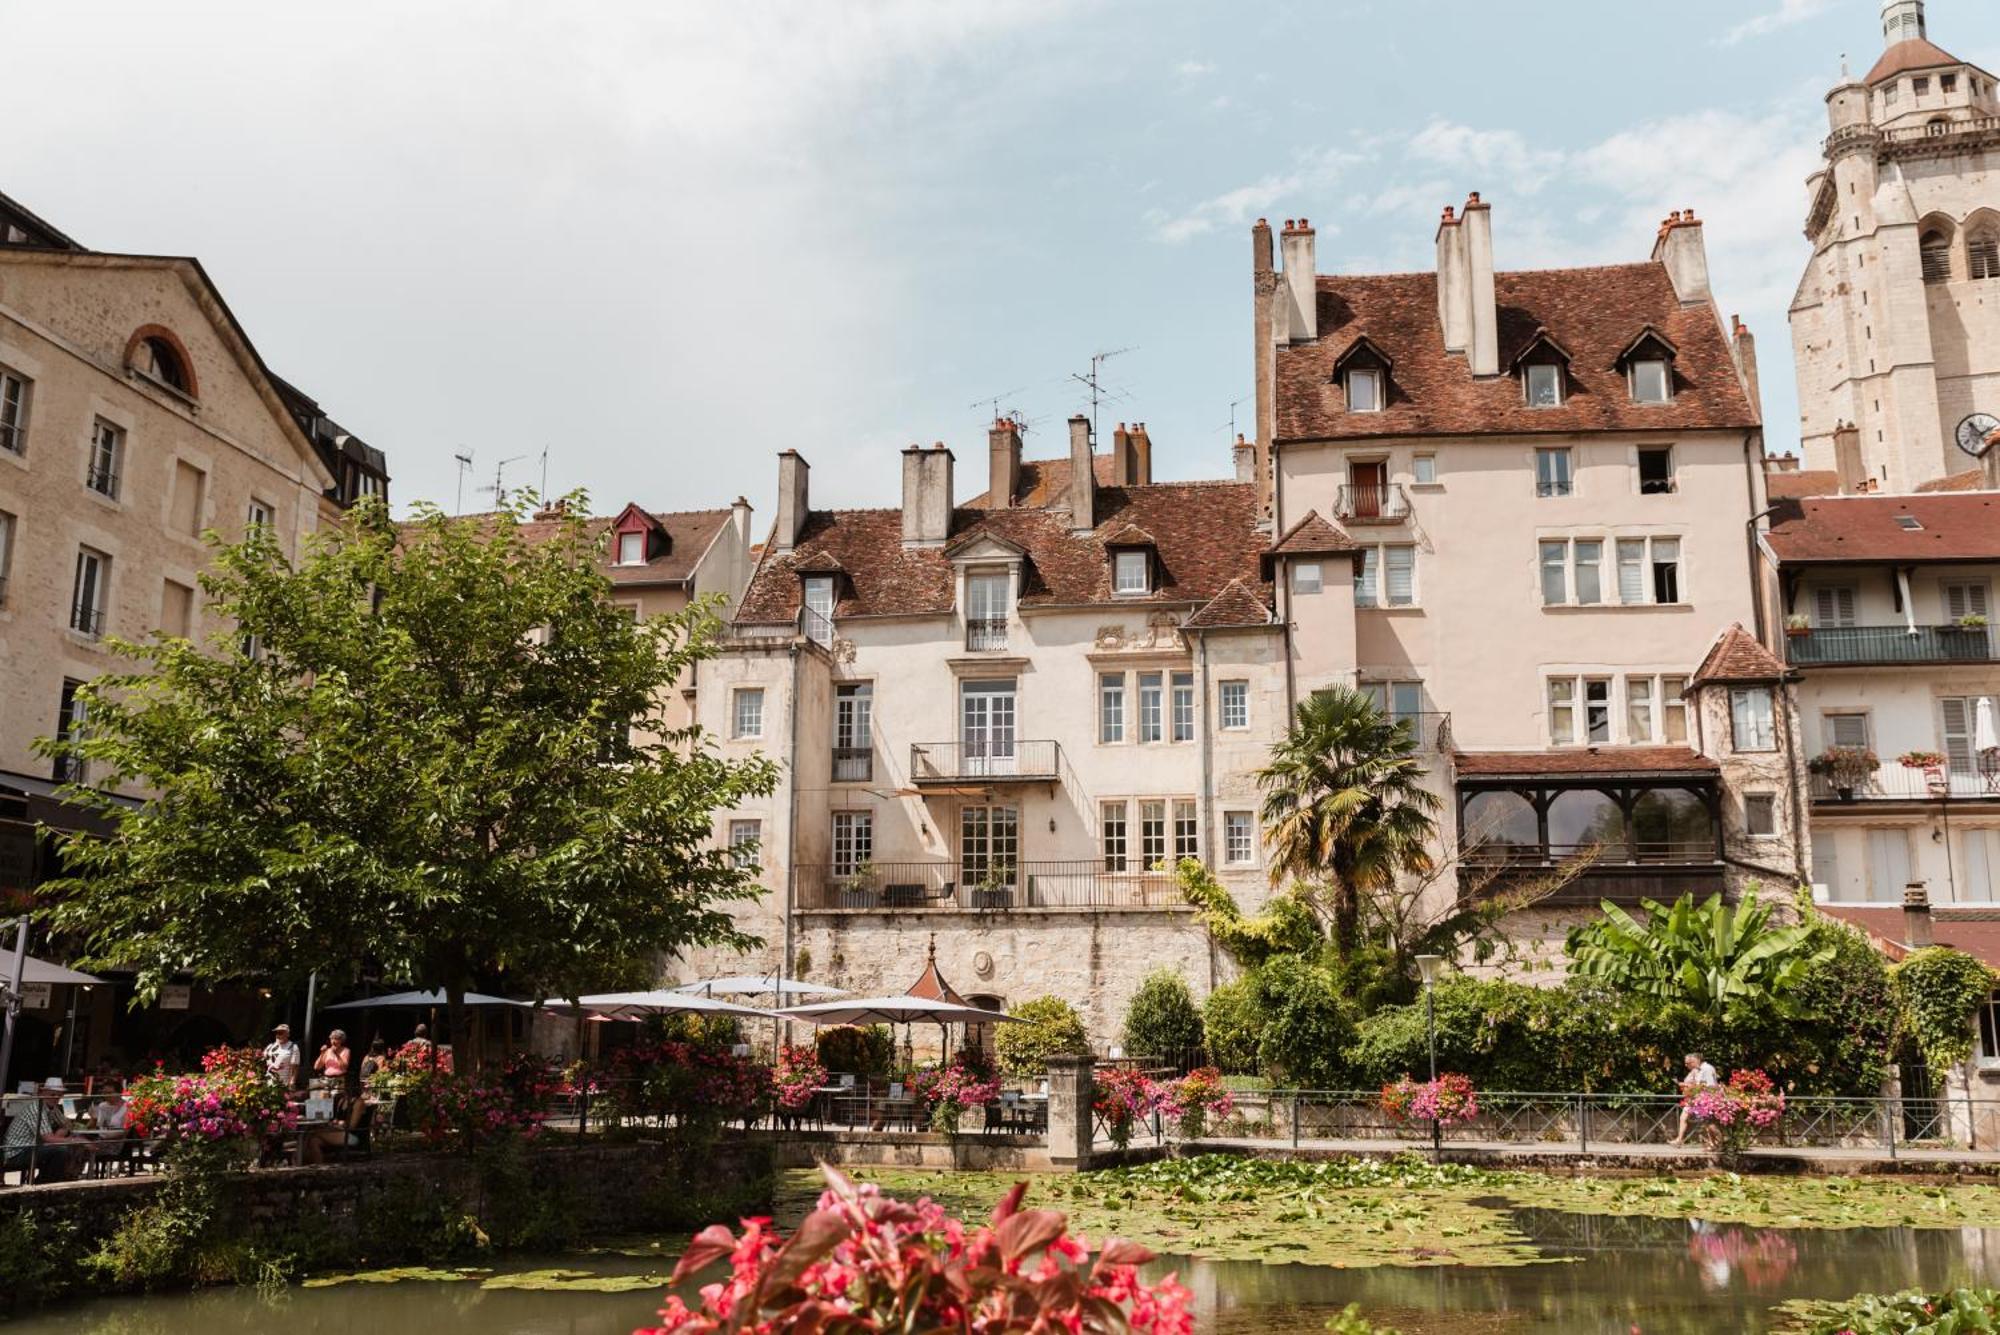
[792, 859, 1183, 912]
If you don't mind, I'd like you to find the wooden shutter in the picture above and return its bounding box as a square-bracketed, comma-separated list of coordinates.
[1814, 586, 1856, 627]
[1944, 696, 1975, 774]
[1945, 583, 1990, 620]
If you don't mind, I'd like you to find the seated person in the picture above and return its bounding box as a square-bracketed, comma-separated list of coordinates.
[92, 1085, 129, 1132]
[302, 1095, 373, 1165]
[4, 1078, 84, 1182]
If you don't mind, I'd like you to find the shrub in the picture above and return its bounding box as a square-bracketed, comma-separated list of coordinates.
[995, 996, 1092, 1079]
[1251, 956, 1355, 1089]
[815, 1023, 896, 1079]
[1566, 892, 1831, 1019]
[1121, 968, 1205, 1063]
[1200, 978, 1264, 1075]
[1891, 946, 1996, 1076]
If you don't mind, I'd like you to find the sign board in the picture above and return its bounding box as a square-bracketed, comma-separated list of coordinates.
[20, 981, 52, 1011]
[159, 983, 192, 1011]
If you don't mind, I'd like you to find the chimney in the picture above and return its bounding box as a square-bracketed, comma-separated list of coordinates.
[1833, 422, 1866, 494]
[1280, 218, 1317, 342]
[1252, 216, 1274, 278]
[731, 495, 753, 548]
[774, 450, 809, 552]
[1233, 434, 1257, 483]
[1903, 882, 1934, 949]
[1461, 193, 1499, 376]
[1652, 209, 1712, 306]
[1434, 204, 1470, 355]
[901, 442, 953, 546]
[1128, 422, 1153, 485]
[1730, 314, 1762, 419]
[1066, 414, 1094, 532]
[532, 498, 570, 521]
[1111, 423, 1133, 485]
[987, 418, 1021, 508]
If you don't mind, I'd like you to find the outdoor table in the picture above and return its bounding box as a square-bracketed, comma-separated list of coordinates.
[289, 1118, 335, 1166]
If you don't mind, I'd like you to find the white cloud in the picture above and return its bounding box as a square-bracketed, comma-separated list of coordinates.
[1176, 59, 1215, 76]
[1719, 0, 1832, 47]
[1146, 147, 1365, 243]
[1406, 120, 1564, 191]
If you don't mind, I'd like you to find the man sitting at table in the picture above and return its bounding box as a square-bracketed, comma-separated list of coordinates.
[4, 1078, 84, 1182]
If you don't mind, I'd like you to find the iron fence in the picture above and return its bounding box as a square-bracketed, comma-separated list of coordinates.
[794, 859, 1182, 911]
[1786, 623, 1995, 667]
[1333, 482, 1412, 524]
[908, 739, 1062, 783]
[1809, 762, 2000, 803]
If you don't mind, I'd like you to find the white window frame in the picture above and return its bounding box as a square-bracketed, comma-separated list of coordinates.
[961, 804, 1018, 884]
[1173, 798, 1199, 861]
[1814, 585, 1858, 627]
[831, 811, 873, 877]
[55, 678, 89, 785]
[1357, 544, 1415, 608]
[1977, 990, 2000, 1069]
[71, 546, 109, 638]
[1170, 671, 1195, 743]
[1139, 799, 1168, 869]
[1525, 363, 1564, 409]
[1662, 675, 1688, 744]
[1743, 794, 1778, 839]
[1534, 446, 1572, 497]
[1548, 678, 1577, 745]
[1113, 550, 1150, 596]
[1636, 445, 1675, 493]
[1346, 368, 1384, 413]
[0, 365, 29, 456]
[1583, 677, 1612, 743]
[1224, 811, 1255, 866]
[87, 419, 123, 500]
[1626, 675, 1655, 742]
[1137, 672, 1164, 744]
[728, 818, 762, 869]
[0, 508, 13, 607]
[1098, 672, 1125, 744]
[1823, 711, 1871, 750]
[1101, 800, 1129, 871]
[1218, 680, 1249, 731]
[246, 498, 274, 533]
[1630, 361, 1672, 404]
[1539, 541, 1568, 606]
[1731, 686, 1777, 753]
[1291, 561, 1322, 595]
[616, 530, 646, 566]
[1411, 453, 1437, 485]
[732, 687, 765, 739]
[803, 575, 836, 646]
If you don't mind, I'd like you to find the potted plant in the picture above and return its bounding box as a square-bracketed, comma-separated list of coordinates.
[1958, 612, 1989, 631]
[1809, 745, 1879, 799]
[970, 863, 1015, 911]
[1784, 612, 1811, 637]
[836, 859, 875, 909]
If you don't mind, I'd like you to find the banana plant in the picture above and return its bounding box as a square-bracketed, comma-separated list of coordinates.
[1565, 892, 1832, 1017]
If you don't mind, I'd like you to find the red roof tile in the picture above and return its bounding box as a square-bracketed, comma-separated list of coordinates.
[964, 454, 1119, 509]
[428, 506, 732, 586]
[1916, 470, 1989, 493]
[1274, 264, 1757, 442]
[1818, 904, 2000, 967]
[1690, 624, 1789, 685]
[1864, 37, 1972, 85]
[736, 481, 1270, 623]
[1269, 510, 1358, 555]
[1765, 493, 2000, 563]
[1183, 578, 1274, 629]
[1454, 747, 1719, 778]
[1765, 469, 1840, 500]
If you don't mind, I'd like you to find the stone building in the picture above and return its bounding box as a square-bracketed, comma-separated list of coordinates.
[1788, 0, 2000, 493]
[690, 420, 1286, 1037]
[1253, 193, 1808, 959]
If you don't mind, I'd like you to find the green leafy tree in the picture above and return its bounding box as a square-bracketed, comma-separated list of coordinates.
[1251, 956, 1356, 1089]
[38, 496, 779, 1042]
[1120, 968, 1205, 1062]
[1199, 978, 1263, 1075]
[1565, 891, 1832, 1019]
[1890, 947, 1995, 1076]
[994, 996, 1092, 1078]
[1257, 688, 1441, 956]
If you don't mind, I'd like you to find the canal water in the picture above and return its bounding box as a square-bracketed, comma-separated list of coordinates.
[9, 1209, 1999, 1333]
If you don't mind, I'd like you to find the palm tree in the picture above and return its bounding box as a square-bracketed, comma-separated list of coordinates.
[1257, 687, 1441, 957]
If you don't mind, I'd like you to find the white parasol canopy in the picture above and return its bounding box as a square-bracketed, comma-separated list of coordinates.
[324, 989, 531, 1010]
[1976, 696, 1999, 756]
[19, 956, 105, 987]
[673, 974, 848, 999]
[778, 995, 1023, 1027]
[572, 989, 771, 1021]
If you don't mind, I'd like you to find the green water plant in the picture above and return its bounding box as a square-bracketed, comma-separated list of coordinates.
[1779, 1285, 2000, 1333]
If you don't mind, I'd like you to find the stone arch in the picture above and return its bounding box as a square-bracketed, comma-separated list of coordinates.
[1963, 208, 2000, 280]
[122, 323, 199, 398]
[1919, 213, 1957, 284]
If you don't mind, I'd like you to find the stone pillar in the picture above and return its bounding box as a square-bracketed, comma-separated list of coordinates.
[1045, 1056, 1095, 1169]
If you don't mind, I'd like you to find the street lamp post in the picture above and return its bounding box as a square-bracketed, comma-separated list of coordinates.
[1416, 953, 1444, 1163]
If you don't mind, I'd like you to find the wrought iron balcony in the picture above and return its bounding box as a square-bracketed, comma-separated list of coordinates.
[909, 740, 1061, 784]
[1785, 624, 1994, 667]
[1810, 762, 2000, 804]
[1333, 482, 1411, 524]
[964, 617, 1008, 652]
[795, 859, 1181, 912]
[69, 601, 105, 638]
[1383, 710, 1452, 752]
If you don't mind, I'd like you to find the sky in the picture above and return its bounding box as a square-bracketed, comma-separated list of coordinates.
[6, 1, 1997, 520]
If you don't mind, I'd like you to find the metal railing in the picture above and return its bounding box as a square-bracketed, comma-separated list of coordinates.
[1384, 710, 1451, 751]
[1460, 839, 1719, 868]
[909, 739, 1061, 783]
[1785, 623, 1995, 666]
[1333, 482, 1411, 524]
[794, 859, 1182, 911]
[69, 601, 105, 637]
[0, 423, 21, 456]
[964, 617, 1007, 652]
[1810, 761, 2000, 803]
[86, 463, 120, 499]
[831, 747, 872, 783]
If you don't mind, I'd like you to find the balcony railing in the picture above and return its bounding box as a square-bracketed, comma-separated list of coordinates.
[1881, 114, 2000, 146]
[795, 860, 1182, 911]
[909, 740, 1061, 784]
[1382, 710, 1451, 751]
[831, 746, 872, 783]
[1332, 482, 1410, 524]
[69, 602, 105, 638]
[964, 618, 1007, 652]
[1810, 761, 2000, 804]
[1785, 624, 1994, 667]
[86, 464, 120, 499]
[1459, 839, 1721, 905]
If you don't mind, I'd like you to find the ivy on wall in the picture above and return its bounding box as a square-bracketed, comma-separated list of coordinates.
[1889, 947, 1995, 1076]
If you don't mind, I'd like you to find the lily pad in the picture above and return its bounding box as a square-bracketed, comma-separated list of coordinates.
[303, 1266, 489, 1287]
[479, 1268, 669, 1292]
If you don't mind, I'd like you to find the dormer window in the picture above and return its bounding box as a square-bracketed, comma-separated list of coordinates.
[1511, 328, 1571, 410]
[1332, 336, 1392, 415]
[616, 531, 646, 565]
[1631, 359, 1671, 403]
[124, 326, 197, 401]
[1524, 363, 1563, 408]
[1346, 369, 1383, 413]
[1114, 549, 1150, 595]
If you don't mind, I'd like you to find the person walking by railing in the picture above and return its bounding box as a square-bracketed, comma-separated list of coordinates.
[1668, 1052, 1719, 1146]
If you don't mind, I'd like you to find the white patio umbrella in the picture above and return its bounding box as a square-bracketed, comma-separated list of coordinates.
[324, 989, 533, 1010]
[19, 956, 105, 986]
[673, 974, 848, 999]
[572, 989, 772, 1021]
[777, 995, 1025, 1027]
[1976, 696, 1999, 756]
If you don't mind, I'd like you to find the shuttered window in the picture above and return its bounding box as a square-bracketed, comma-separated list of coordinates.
[1825, 712, 1871, 749]
[1867, 829, 1911, 902]
[1943, 696, 1976, 774]
[1944, 582, 1990, 621]
[1814, 586, 1857, 627]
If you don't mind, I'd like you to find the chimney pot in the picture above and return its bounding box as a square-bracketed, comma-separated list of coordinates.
[1467, 191, 1481, 204]
[1066, 414, 1095, 532]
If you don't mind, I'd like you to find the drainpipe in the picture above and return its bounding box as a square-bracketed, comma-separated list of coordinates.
[1194, 629, 1215, 869]
[1782, 680, 1810, 890]
[782, 639, 802, 1010]
[1743, 500, 1781, 645]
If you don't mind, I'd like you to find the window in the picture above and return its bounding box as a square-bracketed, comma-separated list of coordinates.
[1346, 368, 1383, 413]
[832, 811, 873, 877]
[1824, 712, 1871, 749]
[1944, 581, 1991, 624]
[133, 335, 191, 395]
[728, 819, 761, 869]
[1626, 676, 1655, 741]
[1412, 454, 1436, 484]
[1921, 229, 1952, 283]
[1549, 678, 1576, 745]
[1942, 73, 1959, 94]
[1219, 680, 1249, 730]
[1631, 360, 1672, 404]
[161, 578, 194, 638]
[1979, 991, 2000, 1068]
[1535, 447, 1572, 497]
[1224, 811, 1255, 865]
[1171, 671, 1195, 742]
[0, 508, 12, 606]
[1637, 447, 1674, 493]
[961, 805, 1018, 884]
[87, 419, 123, 499]
[1098, 672, 1125, 743]
[1867, 828, 1912, 902]
[1814, 585, 1857, 627]
[1744, 794, 1777, 838]
[1944, 696, 1980, 774]
[1101, 802, 1128, 871]
[834, 683, 872, 781]
[1113, 549, 1150, 595]
[54, 679, 89, 785]
[1539, 541, 1568, 605]
[246, 498, 273, 533]
[1968, 231, 2000, 279]
[1173, 799, 1199, 860]
[0, 365, 28, 455]
[1661, 675, 1688, 743]
[1584, 678, 1611, 743]
[804, 576, 836, 646]
[1363, 680, 1423, 724]
[1357, 545, 1414, 607]
[169, 461, 206, 536]
[1651, 538, 1680, 604]
[732, 688, 765, 739]
[617, 531, 645, 565]
[1525, 363, 1564, 408]
[71, 547, 109, 637]
[1573, 540, 1602, 604]
[1617, 539, 1646, 603]
[1137, 672, 1164, 743]
[1291, 561, 1322, 595]
[1965, 829, 2000, 903]
[1139, 800, 1167, 869]
[1730, 686, 1776, 752]
[965, 570, 1007, 649]
[1884, 81, 1899, 106]
[1913, 76, 1930, 96]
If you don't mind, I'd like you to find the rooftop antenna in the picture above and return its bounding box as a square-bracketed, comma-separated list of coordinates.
[1216, 395, 1249, 442]
[538, 445, 550, 501]
[1070, 347, 1136, 444]
[969, 386, 1026, 426]
[482, 454, 526, 509]
[453, 450, 475, 514]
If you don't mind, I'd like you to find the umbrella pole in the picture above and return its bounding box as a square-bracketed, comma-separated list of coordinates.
[0, 917, 27, 1094]
[302, 970, 319, 1071]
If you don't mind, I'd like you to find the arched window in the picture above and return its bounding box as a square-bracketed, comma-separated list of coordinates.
[1548, 789, 1626, 855]
[124, 326, 198, 398]
[1920, 228, 1954, 284]
[1969, 227, 2000, 280]
[1462, 790, 1539, 852]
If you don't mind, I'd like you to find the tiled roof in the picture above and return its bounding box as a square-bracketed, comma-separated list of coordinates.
[1864, 38, 1969, 85]
[1274, 264, 1758, 442]
[1818, 904, 2000, 967]
[736, 481, 1270, 623]
[1183, 578, 1274, 629]
[1690, 624, 1789, 685]
[964, 454, 1119, 509]
[1765, 493, 2000, 563]
[1765, 469, 1840, 500]
[1454, 747, 1719, 779]
[1916, 470, 1988, 493]
[1268, 510, 1358, 555]
[464, 507, 733, 585]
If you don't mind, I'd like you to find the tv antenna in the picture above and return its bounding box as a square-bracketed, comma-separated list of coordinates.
[1215, 396, 1249, 441]
[969, 386, 1026, 426]
[1070, 347, 1135, 443]
[537, 445, 550, 501]
[482, 454, 527, 509]
[453, 450, 475, 514]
